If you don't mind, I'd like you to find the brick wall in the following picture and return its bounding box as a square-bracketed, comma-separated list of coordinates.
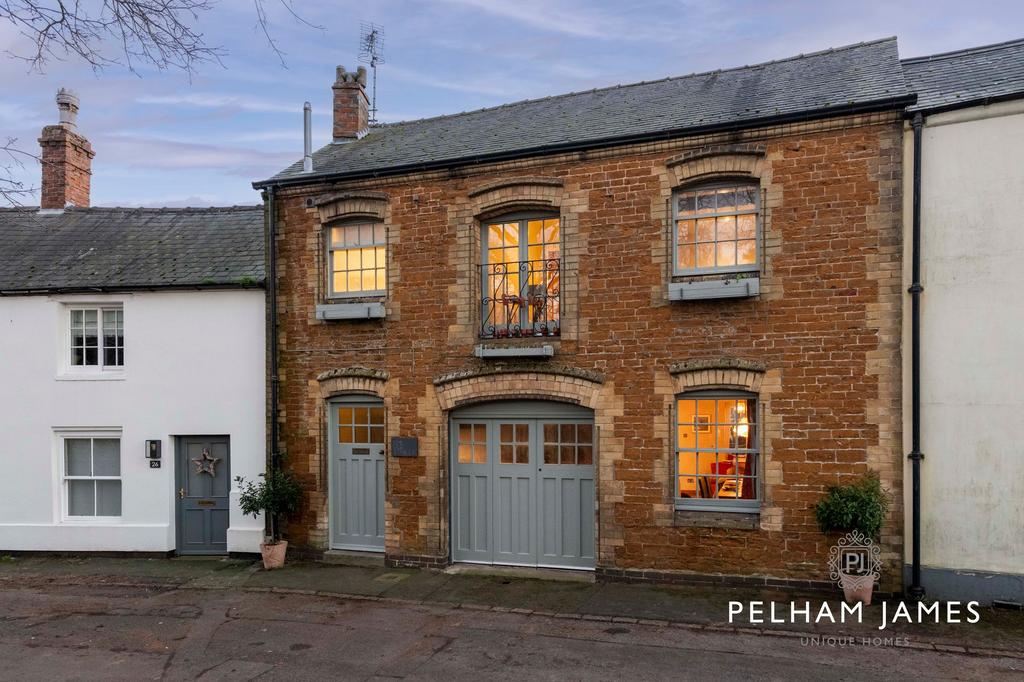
[270, 112, 904, 588]
[38, 124, 93, 209]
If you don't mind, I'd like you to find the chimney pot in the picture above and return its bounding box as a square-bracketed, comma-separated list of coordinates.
[38, 88, 94, 209]
[55, 88, 79, 128]
[332, 64, 370, 143]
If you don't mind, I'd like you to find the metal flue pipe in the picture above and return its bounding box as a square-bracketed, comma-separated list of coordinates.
[303, 102, 313, 173]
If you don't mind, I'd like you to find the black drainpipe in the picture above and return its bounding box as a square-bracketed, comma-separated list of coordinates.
[266, 186, 281, 538]
[908, 112, 925, 600]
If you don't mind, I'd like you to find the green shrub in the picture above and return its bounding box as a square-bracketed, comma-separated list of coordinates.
[814, 473, 888, 538]
[235, 468, 302, 542]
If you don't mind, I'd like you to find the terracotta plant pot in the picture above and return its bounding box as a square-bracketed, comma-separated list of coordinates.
[260, 540, 288, 570]
[840, 573, 875, 605]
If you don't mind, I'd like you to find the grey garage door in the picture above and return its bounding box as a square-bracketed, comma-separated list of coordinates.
[329, 397, 386, 551]
[451, 401, 595, 569]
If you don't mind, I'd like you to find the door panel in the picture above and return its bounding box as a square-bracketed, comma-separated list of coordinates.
[537, 421, 595, 568]
[537, 422, 596, 569]
[450, 411, 595, 569]
[330, 401, 386, 551]
[176, 436, 230, 555]
[493, 421, 535, 564]
[452, 421, 491, 562]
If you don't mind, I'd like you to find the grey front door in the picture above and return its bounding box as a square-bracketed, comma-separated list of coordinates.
[176, 436, 230, 555]
[329, 398, 386, 551]
[451, 401, 595, 569]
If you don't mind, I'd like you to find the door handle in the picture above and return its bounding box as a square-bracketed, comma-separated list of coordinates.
[178, 488, 185, 500]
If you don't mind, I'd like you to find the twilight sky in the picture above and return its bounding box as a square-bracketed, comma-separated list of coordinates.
[2, 0, 1022, 207]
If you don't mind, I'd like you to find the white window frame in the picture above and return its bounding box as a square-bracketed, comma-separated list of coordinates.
[326, 221, 387, 299]
[64, 304, 125, 375]
[672, 181, 761, 276]
[56, 428, 123, 522]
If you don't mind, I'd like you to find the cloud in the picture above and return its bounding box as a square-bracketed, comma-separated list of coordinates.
[386, 64, 527, 98]
[98, 133, 296, 177]
[93, 194, 243, 208]
[0, 102, 46, 128]
[433, 0, 621, 39]
[135, 92, 325, 115]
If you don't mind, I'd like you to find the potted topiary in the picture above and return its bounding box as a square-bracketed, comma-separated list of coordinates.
[236, 468, 302, 570]
[814, 473, 888, 605]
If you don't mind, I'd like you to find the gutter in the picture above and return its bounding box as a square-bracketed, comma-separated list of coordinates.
[253, 95, 917, 190]
[905, 90, 1024, 118]
[907, 112, 925, 600]
[0, 282, 265, 297]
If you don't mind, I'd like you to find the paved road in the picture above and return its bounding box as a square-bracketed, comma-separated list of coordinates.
[0, 583, 1020, 681]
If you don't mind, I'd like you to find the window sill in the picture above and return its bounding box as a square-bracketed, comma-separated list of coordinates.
[674, 508, 760, 530]
[56, 372, 127, 382]
[669, 276, 759, 301]
[474, 343, 555, 359]
[316, 302, 386, 320]
[326, 290, 386, 300]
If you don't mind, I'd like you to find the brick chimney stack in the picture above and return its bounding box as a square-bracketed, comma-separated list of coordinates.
[332, 66, 369, 142]
[38, 88, 94, 209]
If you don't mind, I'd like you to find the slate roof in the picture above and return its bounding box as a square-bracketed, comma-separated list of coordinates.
[0, 205, 265, 294]
[903, 38, 1024, 112]
[258, 37, 912, 187]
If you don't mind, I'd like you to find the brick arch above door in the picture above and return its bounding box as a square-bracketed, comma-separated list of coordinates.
[316, 366, 390, 400]
[433, 366, 603, 412]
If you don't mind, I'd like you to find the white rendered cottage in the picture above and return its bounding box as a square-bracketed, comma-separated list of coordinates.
[0, 92, 266, 555]
[901, 39, 1024, 603]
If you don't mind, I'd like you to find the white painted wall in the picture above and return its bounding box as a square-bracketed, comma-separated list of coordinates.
[0, 289, 266, 553]
[903, 99, 1024, 577]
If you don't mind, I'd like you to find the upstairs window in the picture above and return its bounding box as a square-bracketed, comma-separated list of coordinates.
[481, 215, 561, 338]
[674, 183, 759, 275]
[676, 392, 758, 511]
[328, 222, 386, 297]
[69, 306, 124, 370]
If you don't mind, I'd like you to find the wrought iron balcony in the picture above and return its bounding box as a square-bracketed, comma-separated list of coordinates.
[481, 258, 561, 338]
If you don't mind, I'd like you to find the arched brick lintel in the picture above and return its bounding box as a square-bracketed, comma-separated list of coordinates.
[468, 178, 564, 218]
[669, 358, 766, 394]
[667, 144, 767, 188]
[434, 370, 603, 412]
[316, 193, 389, 224]
[316, 367, 389, 400]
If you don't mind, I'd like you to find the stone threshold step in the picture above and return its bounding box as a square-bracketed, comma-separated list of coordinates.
[321, 550, 386, 568]
[444, 563, 595, 583]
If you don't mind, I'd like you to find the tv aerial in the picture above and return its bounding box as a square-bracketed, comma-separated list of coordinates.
[358, 23, 385, 124]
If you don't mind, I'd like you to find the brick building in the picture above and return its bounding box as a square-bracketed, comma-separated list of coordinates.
[254, 39, 911, 589]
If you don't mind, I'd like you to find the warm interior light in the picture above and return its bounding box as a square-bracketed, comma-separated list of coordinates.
[736, 400, 749, 440]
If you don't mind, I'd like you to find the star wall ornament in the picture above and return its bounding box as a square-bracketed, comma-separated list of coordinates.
[192, 448, 220, 476]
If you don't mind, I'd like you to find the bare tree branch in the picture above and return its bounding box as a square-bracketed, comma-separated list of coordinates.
[0, 0, 323, 205]
[0, 137, 39, 206]
[253, 0, 324, 69]
[0, 0, 227, 74]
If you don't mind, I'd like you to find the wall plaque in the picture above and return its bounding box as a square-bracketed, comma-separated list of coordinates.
[391, 436, 418, 458]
